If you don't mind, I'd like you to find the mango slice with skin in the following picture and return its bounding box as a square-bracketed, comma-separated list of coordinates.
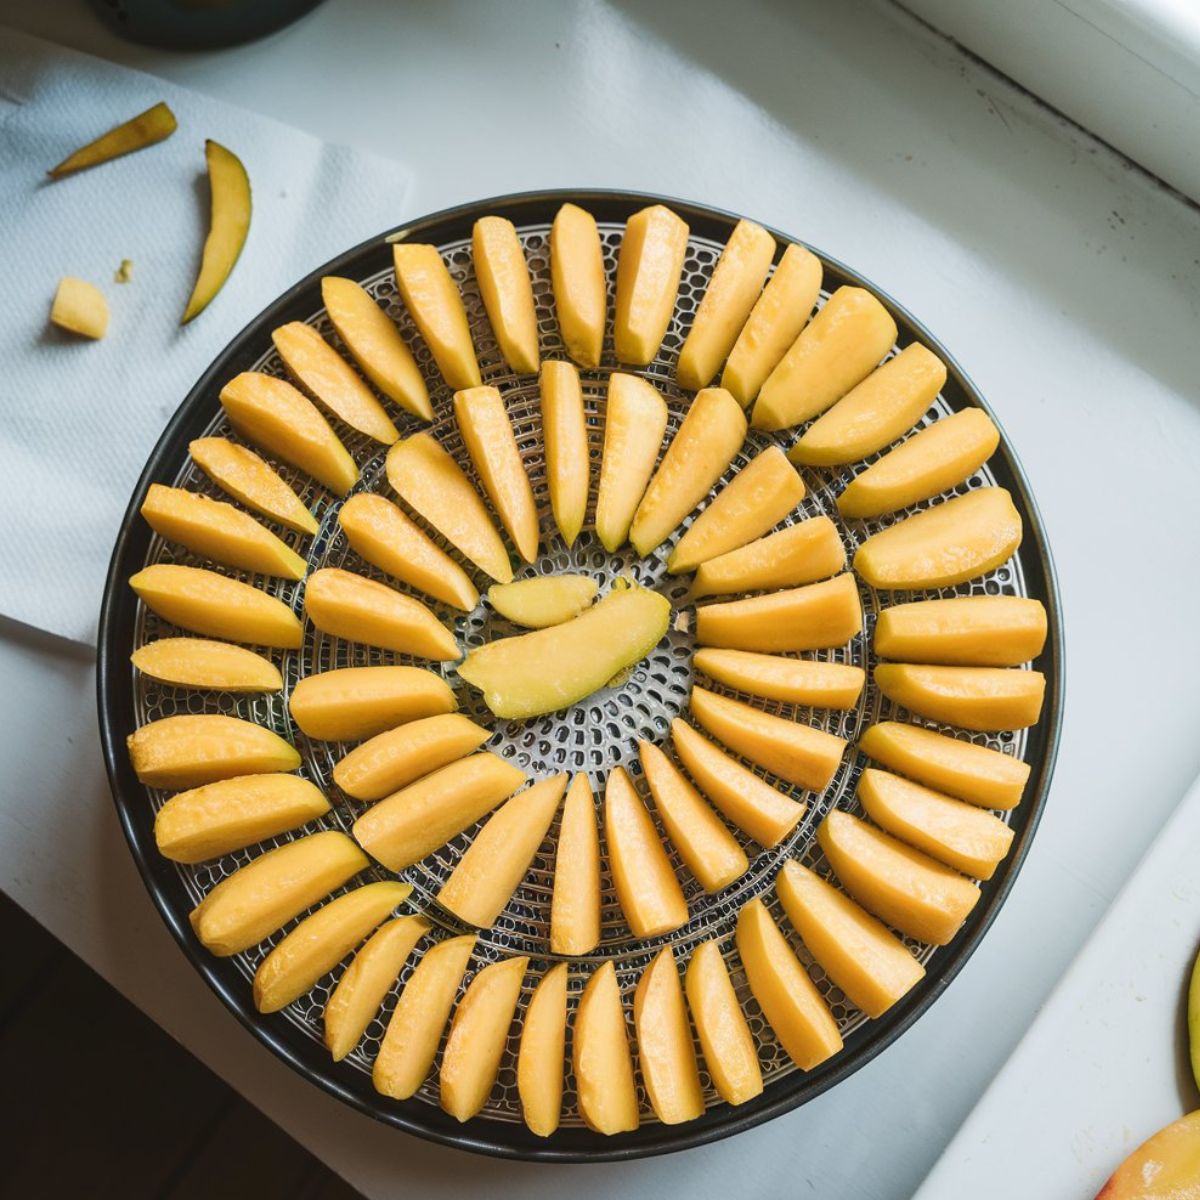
[550, 774, 601, 955]
[614, 204, 689, 365]
[128, 713, 299, 789]
[473, 216, 539, 374]
[630, 387, 748, 557]
[678, 219, 776, 390]
[550, 203, 606, 369]
[574, 961, 640, 1134]
[436, 774, 568, 927]
[288, 666, 455, 742]
[837, 408, 1000, 520]
[517, 963, 569, 1136]
[875, 663, 1046, 731]
[50, 276, 109, 338]
[874, 595, 1047, 667]
[386, 433, 513, 584]
[1093, 1111, 1200, 1200]
[488, 575, 598, 628]
[694, 648, 864, 709]
[777, 861, 925, 1018]
[457, 584, 670, 720]
[736, 898, 843, 1070]
[634, 946, 706, 1125]
[684, 940, 763, 1106]
[352, 753, 527, 871]
[854, 487, 1022, 590]
[595, 373, 669, 552]
[49, 100, 177, 179]
[189, 437, 318, 536]
[391, 243, 481, 389]
[182, 141, 251, 324]
[540, 361, 589, 547]
[132, 637, 282, 693]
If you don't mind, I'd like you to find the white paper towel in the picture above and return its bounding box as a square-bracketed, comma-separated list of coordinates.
[0, 27, 412, 646]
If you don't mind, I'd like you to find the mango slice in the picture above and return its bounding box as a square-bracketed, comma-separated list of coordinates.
[777, 861, 925, 1018]
[386, 433, 512, 583]
[689, 687, 846, 793]
[837, 408, 1000, 520]
[550, 203, 606, 369]
[220, 372, 358, 497]
[859, 720, 1029, 810]
[735, 898, 842, 1069]
[789, 344, 946, 466]
[440, 955, 530, 1121]
[436, 774, 568, 927]
[550, 774, 601, 955]
[517, 963, 569, 1136]
[324, 914, 430, 1061]
[614, 204, 689, 365]
[272, 321, 399, 445]
[694, 649, 864, 709]
[374, 934, 477, 1100]
[858, 768, 1014, 880]
[352, 753, 527, 871]
[874, 595, 1047, 666]
[488, 574, 598, 628]
[539, 361, 589, 547]
[818, 811, 979, 945]
[854, 487, 1022, 589]
[129, 563, 302, 649]
[876, 663, 1046, 731]
[634, 946, 706, 1125]
[189, 831, 366, 956]
[1093, 1111, 1200, 1200]
[182, 141, 251, 324]
[322, 276, 432, 421]
[253, 880, 413, 1013]
[473, 217, 539, 374]
[594, 373, 669, 552]
[629, 387, 748, 556]
[333, 714, 490, 802]
[303, 568, 458, 661]
[189, 437, 318, 536]
[668, 446, 805, 574]
[691, 515, 847, 600]
[154, 773, 329, 864]
[49, 100, 177, 179]
[606, 766, 689, 938]
[391, 243, 481, 389]
[50, 276, 109, 338]
[722, 243, 823, 406]
[457, 584, 669, 720]
[684, 939, 763, 1105]
[288, 666, 455, 742]
[574, 961, 640, 1134]
[639, 741, 748, 892]
[752, 286, 897, 431]
[132, 637, 282, 692]
[128, 713, 299, 789]
[678, 219, 776, 390]
[670, 718, 806, 847]
[696, 573, 862, 652]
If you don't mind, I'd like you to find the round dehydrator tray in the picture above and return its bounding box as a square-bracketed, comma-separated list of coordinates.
[98, 189, 1063, 1162]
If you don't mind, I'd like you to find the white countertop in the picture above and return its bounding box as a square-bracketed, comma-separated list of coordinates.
[2, 1, 1199, 1196]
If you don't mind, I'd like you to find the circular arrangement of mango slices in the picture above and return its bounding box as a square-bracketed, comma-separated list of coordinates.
[126, 204, 1050, 1136]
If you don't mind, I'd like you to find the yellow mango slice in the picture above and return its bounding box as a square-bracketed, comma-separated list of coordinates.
[140, 484, 306, 580]
[436, 774, 568, 927]
[303, 568, 458, 661]
[154, 773, 329, 864]
[189, 831, 366, 956]
[129, 564, 302, 649]
[132, 637, 281, 692]
[854, 487, 1022, 590]
[614, 204, 689, 365]
[50, 276, 109, 339]
[182, 141, 251, 324]
[874, 595, 1047, 666]
[789, 344, 947, 466]
[678, 219, 776, 390]
[540, 360, 589, 547]
[777, 861, 925, 1018]
[220, 372, 358, 497]
[488, 574, 598, 628]
[684, 939, 763, 1105]
[858, 768, 1014, 880]
[594, 373, 669, 552]
[818, 811, 979, 945]
[670, 718, 806, 847]
[49, 100, 177, 179]
[574, 961, 640, 1134]
[322, 276, 432, 421]
[689, 686, 846, 793]
[1093, 1111, 1200, 1200]
[668, 446, 805, 574]
[629, 387, 748, 556]
[691, 515, 847, 600]
[876, 663, 1046, 731]
[550, 203, 606, 369]
[694, 649, 864, 709]
[473, 216, 539, 374]
[189, 437, 318, 536]
[550, 774, 601, 955]
[374, 934, 477, 1100]
[352, 753, 527, 871]
[859, 721, 1029, 810]
[696, 572, 862, 652]
[735, 898, 842, 1069]
[128, 713, 299, 789]
[288, 666, 455, 742]
[391, 243, 481, 389]
[605, 766, 688, 938]
[634, 946, 706, 1125]
[639, 741, 748, 892]
[752, 286, 897, 431]
[440, 955, 530, 1120]
[517, 963, 568, 1136]
[457, 584, 669, 720]
[837, 408, 1000, 520]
